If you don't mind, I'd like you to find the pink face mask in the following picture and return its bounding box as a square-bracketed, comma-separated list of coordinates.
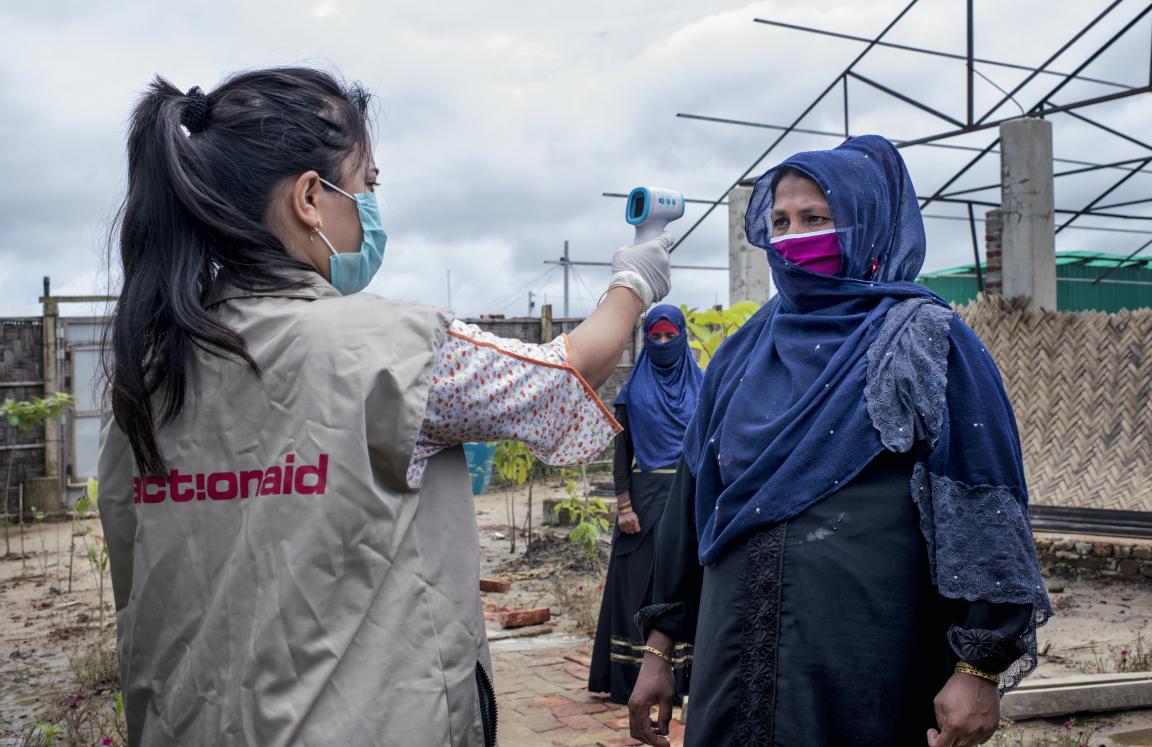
[769, 228, 843, 276]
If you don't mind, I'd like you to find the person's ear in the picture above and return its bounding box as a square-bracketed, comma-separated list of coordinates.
[289, 170, 325, 233]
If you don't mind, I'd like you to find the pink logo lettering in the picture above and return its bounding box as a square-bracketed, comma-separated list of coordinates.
[133, 455, 329, 506]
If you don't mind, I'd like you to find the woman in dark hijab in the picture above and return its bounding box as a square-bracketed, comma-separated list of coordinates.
[588, 305, 702, 704]
[628, 136, 1051, 747]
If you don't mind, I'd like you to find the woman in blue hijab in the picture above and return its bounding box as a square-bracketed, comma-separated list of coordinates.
[589, 304, 702, 705]
[628, 136, 1050, 747]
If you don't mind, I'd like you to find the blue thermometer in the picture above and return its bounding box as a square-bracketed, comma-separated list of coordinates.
[625, 186, 685, 243]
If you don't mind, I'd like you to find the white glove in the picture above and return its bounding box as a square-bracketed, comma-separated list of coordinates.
[609, 232, 673, 307]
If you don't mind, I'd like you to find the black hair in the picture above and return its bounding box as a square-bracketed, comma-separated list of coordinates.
[769, 165, 809, 196]
[108, 67, 372, 475]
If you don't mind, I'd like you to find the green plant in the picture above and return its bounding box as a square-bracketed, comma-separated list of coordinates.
[2, 392, 75, 568]
[76, 479, 111, 629]
[24, 722, 63, 747]
[681, 302, 760, 369]
[68, 478, 98, 594]
[555, 468, 610, 559]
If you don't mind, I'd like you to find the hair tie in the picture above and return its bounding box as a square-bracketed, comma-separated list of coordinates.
[181, 86, 210, 134]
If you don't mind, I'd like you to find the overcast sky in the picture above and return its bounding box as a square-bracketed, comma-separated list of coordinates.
[1, 0, 1149, 319]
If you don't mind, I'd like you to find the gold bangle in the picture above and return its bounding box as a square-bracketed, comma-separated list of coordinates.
[955, 661, 999, 685]
[617, 503, 632, 512]
[638, 645, 673, 666]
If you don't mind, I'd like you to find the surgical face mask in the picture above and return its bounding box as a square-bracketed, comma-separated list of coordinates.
[316, 177, 387, 295]
[769, 228, 842, 276]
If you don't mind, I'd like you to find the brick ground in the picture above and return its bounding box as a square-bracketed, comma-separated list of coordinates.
[491, 643, 685, 747]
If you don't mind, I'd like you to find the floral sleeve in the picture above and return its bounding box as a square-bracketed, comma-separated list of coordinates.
[406, 320, 621, 489]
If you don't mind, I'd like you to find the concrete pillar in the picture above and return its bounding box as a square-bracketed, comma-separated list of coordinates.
[728, 184, 773, 306]
[999, 118, 1056, 310]
[984, 208, 1003, 295]
[40, 288, 59, 481]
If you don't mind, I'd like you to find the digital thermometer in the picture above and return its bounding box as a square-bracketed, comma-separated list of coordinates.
[625, 186, 685, 243]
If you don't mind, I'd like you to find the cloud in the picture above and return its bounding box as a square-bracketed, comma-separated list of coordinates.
[0, 0, 1149, 320]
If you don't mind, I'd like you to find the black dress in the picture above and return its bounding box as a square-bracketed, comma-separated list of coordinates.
[588, 405, 690, 703]
[638, 451, 1032, 746]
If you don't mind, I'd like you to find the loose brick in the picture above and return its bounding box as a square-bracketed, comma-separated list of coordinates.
[480, 576, 512, 593]
[565, 654, 594, 668]
[500, 607, 552, 628]
[552, 701, 610, 717]
[559, 710, 608, 728]
[523, 713, 564, 733]
[597, 738, 642, 747]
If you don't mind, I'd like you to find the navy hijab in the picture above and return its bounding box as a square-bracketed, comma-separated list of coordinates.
[616, 305, 703, 471]
[685, 136, 1025, 565]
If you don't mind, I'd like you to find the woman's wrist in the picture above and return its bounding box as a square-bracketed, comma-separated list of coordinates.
[645, 630, 675, 657]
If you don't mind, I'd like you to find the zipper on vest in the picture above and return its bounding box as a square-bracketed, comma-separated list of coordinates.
[475, 660, 498, 747]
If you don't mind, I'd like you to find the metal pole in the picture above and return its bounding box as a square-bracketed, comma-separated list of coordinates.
[562, 241, 569, 317]
[966, 0, 974, 126]
[751, 17, 1131, 90]
[974, 0, 1127, 125]
[847, 71, 963, 127]
[1056, 157, 1152, 235]
[676, 112, 1152, 175]
[920, 138, 1000, 209]
[842, 77, 849, 137]
[1062, 109, 1152, 152]
[1017, 4, 1152, 122]
[668, 0, 925, 252]
[1092, 238, 1152, 285]
[967, 202, 985, 293]
[898, 85, 1152, 148]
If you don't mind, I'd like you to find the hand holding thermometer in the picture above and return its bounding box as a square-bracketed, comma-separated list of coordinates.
[625, 186, 685, 243]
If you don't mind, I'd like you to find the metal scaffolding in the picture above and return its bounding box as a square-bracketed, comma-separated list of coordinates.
[645, 0, 1152, 284]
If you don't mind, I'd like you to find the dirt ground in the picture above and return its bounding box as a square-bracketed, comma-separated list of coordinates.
[3, 482, 1152, 745]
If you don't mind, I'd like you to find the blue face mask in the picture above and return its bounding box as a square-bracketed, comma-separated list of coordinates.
[316, 177, 387, 295]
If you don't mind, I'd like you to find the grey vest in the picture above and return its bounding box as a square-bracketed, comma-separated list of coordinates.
[98, 274, 496, 745]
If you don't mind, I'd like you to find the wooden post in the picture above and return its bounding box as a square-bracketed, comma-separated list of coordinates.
[541, 304, 554, 343]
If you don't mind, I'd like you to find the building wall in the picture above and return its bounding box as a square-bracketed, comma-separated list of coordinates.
[0, 319, 46, 514]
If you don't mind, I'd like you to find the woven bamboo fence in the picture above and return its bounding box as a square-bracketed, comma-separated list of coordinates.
[958, 295, 1152, 512]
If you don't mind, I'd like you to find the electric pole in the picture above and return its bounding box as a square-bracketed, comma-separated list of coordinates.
[562, 241, 570, 318]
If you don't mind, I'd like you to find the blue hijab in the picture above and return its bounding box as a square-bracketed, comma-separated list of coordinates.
[616, 305, 703, 471]
[683, 137, 1050, 690]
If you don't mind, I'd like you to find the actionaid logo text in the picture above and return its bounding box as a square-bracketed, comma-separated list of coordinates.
[133, 454, 328, 504]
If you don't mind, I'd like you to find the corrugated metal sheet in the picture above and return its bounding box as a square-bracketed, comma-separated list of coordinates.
[918, 252, 1152, 312]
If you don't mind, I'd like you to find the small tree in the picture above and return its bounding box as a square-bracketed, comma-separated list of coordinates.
[1, 392, 74, 567]
[681, 301, 760, 368]
[493, 441, 537, 555]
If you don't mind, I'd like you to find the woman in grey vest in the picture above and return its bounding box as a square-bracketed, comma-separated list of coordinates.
[98, 67, 671, 747]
